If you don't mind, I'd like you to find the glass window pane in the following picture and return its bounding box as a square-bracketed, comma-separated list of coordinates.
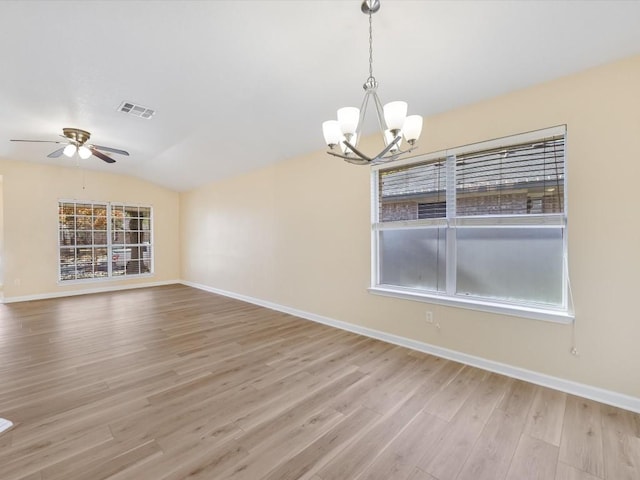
[93, 215, 107, 231]
[76, 216, 92, 230]
[59, 248, 76, 280]
[127, 231, 141, 244]
[95, 248, 108, 276]
[126, 260, 141, 275]
[76, 247, 95, 279]
[76, 231, 93, 245]
[456, 227, 563, 306]
[112, 247, 129, 268]
[94, 206, 107, 217]
[126, 218, 140, 231]
[94, 231, 107, 245]
[125, 206, 139, 218]
[76, 204, 92, 216]
[112, 217, 124, 232]
[142, 246, 152, 271]
[112, 246, 126, 276]
[60, 203, 75, 215]
[379, 228, 446, 291]
[379, 161, 447, 222]
[60, 230, 75, 245]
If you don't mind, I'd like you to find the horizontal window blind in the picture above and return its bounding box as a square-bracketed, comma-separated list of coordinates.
[418, 201, 446, 219]
[456, 136, 564, 216]
[378, 160, 447, 222]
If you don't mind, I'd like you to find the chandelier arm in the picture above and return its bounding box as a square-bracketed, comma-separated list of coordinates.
[327, 142, 418, 164]
[342, 140, 373, 162]
[375, 144, 418, 161]
[357, 91, 371, 139]
[326, 150, 371, 165]
[399, 144, 418, 155]
[370, 89, 388, 133]
[345, 157, 372, 165]
[326, 150, 351, 159]
[371, 135, 402, 162]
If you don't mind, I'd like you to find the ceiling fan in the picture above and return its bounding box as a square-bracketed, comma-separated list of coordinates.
[10, 127, 129, 163]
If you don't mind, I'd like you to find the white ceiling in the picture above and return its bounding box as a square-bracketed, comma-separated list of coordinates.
[2, 0, 640, 192]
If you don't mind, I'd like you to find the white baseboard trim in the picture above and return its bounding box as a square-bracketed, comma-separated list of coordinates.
[2, 279, 181, 304]
[182, 280, 640, 414]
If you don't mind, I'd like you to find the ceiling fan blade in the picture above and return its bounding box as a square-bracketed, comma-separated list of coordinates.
[90, 148, 116, 164]
[91, 144, 129, 156]
[47, 147, 66, 158]
[11, 139, 64, 144]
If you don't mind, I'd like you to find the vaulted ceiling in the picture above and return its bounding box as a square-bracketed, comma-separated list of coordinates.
[2, 0, 640, 192]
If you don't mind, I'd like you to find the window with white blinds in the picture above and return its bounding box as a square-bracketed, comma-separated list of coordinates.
[58, 201, 153, 282]
[372, 126, 570, 321]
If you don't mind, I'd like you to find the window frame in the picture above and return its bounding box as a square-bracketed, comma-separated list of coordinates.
[57, 200, 154, 283]
[369, 125, 573, 323]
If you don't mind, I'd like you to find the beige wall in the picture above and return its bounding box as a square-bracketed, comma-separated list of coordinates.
[180, 54, 640, 399]
[0, 160, 180, 299]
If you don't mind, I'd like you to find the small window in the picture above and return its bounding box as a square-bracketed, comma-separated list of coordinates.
[58, 201, 153, 282]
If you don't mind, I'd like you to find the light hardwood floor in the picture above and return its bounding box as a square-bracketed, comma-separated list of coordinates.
[0, 284, 638, 480]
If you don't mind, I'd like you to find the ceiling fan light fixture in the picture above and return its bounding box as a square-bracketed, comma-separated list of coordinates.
[78, 145, 92, 159]
[63, 144, 77, 158]
[10, 127, 128, 164]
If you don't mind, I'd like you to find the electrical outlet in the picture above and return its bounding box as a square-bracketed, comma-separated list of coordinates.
[13, 278, 21, 286]
[425, 311, 433, 324]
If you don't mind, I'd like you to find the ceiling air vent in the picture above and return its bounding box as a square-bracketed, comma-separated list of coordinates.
[118, 101, 155, 119]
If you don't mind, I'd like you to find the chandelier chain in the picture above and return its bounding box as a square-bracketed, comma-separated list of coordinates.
[368, 10, 374, 82]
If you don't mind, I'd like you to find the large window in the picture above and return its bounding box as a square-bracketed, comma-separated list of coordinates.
[58, 201, 153, 282]
[371, 126, 570, 321]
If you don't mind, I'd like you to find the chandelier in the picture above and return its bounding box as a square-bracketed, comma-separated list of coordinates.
[322, 0, 423, 165]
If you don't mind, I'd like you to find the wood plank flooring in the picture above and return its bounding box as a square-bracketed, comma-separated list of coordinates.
[0, 284, 638, 480]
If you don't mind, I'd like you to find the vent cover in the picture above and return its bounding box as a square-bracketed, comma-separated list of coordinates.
[118, 101, 155, 119]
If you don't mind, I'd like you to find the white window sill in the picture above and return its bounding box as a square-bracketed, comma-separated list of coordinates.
[369, 285, 574, 324]
[58, 272, 155, 286]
